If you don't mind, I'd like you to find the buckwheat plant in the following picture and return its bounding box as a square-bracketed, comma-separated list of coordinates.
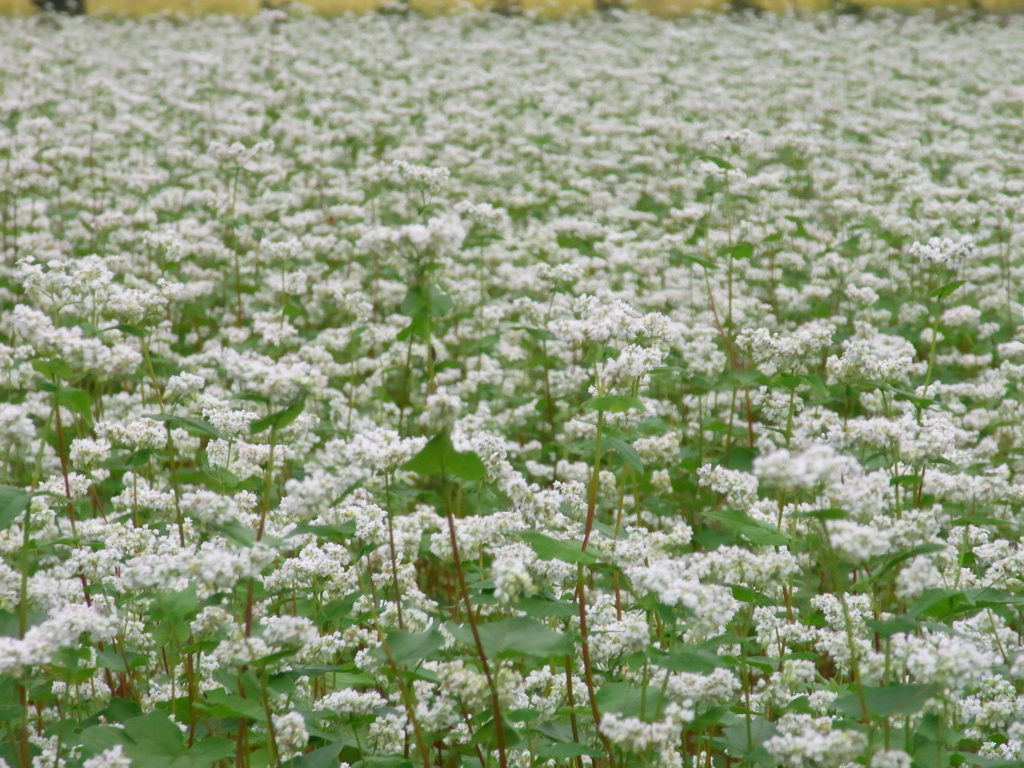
[1, 8, 1024, 768]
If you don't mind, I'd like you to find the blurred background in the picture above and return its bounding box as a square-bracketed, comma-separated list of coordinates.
[3, 0, 1023, 20]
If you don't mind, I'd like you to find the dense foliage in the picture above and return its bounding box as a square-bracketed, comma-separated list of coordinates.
[2, 11, 1024, 768]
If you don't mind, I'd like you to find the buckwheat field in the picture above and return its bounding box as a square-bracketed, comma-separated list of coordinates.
[3, 10, 1024, 768]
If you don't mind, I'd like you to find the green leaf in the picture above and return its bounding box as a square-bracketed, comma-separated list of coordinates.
[595, 682, 666, 718]
[515, 596, 580, 619]
[582, 395, 645, 413]
[729, 241, 754, 260]
[378, 628, 444, 667]
[121, 711, 184, 754]
[930, 280, 966, 300]
[282, 742, 345, 768]
[723, 714, 776, 761]
[401, 432, 486, 482]
[96, 648, 148, 672]
[0, 485, 31, 531]
[523, 327, 555, 341]
[93, 698, 144, 725]
[186, 737, 235, 764]
[698, 153, 734, 170]
[834, 683, 942, 719]
[703, 509, 789, 546]
[287, 521, 357, 543]
[788, 507, 846, 521]
[668, 248, 714, 270]
[651, 648, 725, 674]
[199, 689, 266, 721]
[602, 437, 644, 475]
[800, 373, 830, 400]
[517, 530, 597, 566]
[250, 396, 306, 434]
[145, 413, 223, 439]
[890, 474, 923, 487]
[79, 724, 129, 755]
[729, 584, 779, 606]
[58, 387, 93, 425]
[865, 616, 919, 638]
[908, 588, 972, 620]
[871, 543, 946, 581]
[535, 743, 604, 759]
[401, 283, 453, 317]
[453, 617, 574, 659]
[32, 358, 73, 381]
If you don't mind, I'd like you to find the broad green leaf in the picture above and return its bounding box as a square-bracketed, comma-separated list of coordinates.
[729, 584, 779, 606]
[703, 509, 789, 546]
[93, 698, 143, 725]
[698, 153, 734, 170]
[58, 387, 93, 425]
[31, 358, 73, 381]
[517, 530, 597, 565]
[452, 617, 574, 659]
[668, 248, 714, 270]
[871, 543, 946, 581]
[965, 586, 1024, 608]
[287, 521, 357, 543]
[865, 616, 919, 638]
[198, 689, 265, 721]
[281, 742, 345, 768]
[602, 436, 644, 475]
[523, 326, 556, 341]
[834, 683, 942, 719]
[515, 596, 580, 619]
[650, 648, 725, 674]
[930, 279, 965, 300]
[908, 588, 972, 620]
[788, 508, 847, 521]
[535, 743, 604, 759]
[379, 628, 444, 667]
[96, 648, 148, 672]
[890, 474, 923, 487]
[145, 413, 222, 439]
[121, 711, 184, 753]
[0, 485, 31, 531]
[250, 395, 306, 434]
[186, 738, 235, 764]
[729, 241, 754, 260]
[401, 283, 453, 317]
[79, 724, 128, 755]
[401, 432, 486, 482]
[595, 681, 666, 718]
[723, 714, 776, 762]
